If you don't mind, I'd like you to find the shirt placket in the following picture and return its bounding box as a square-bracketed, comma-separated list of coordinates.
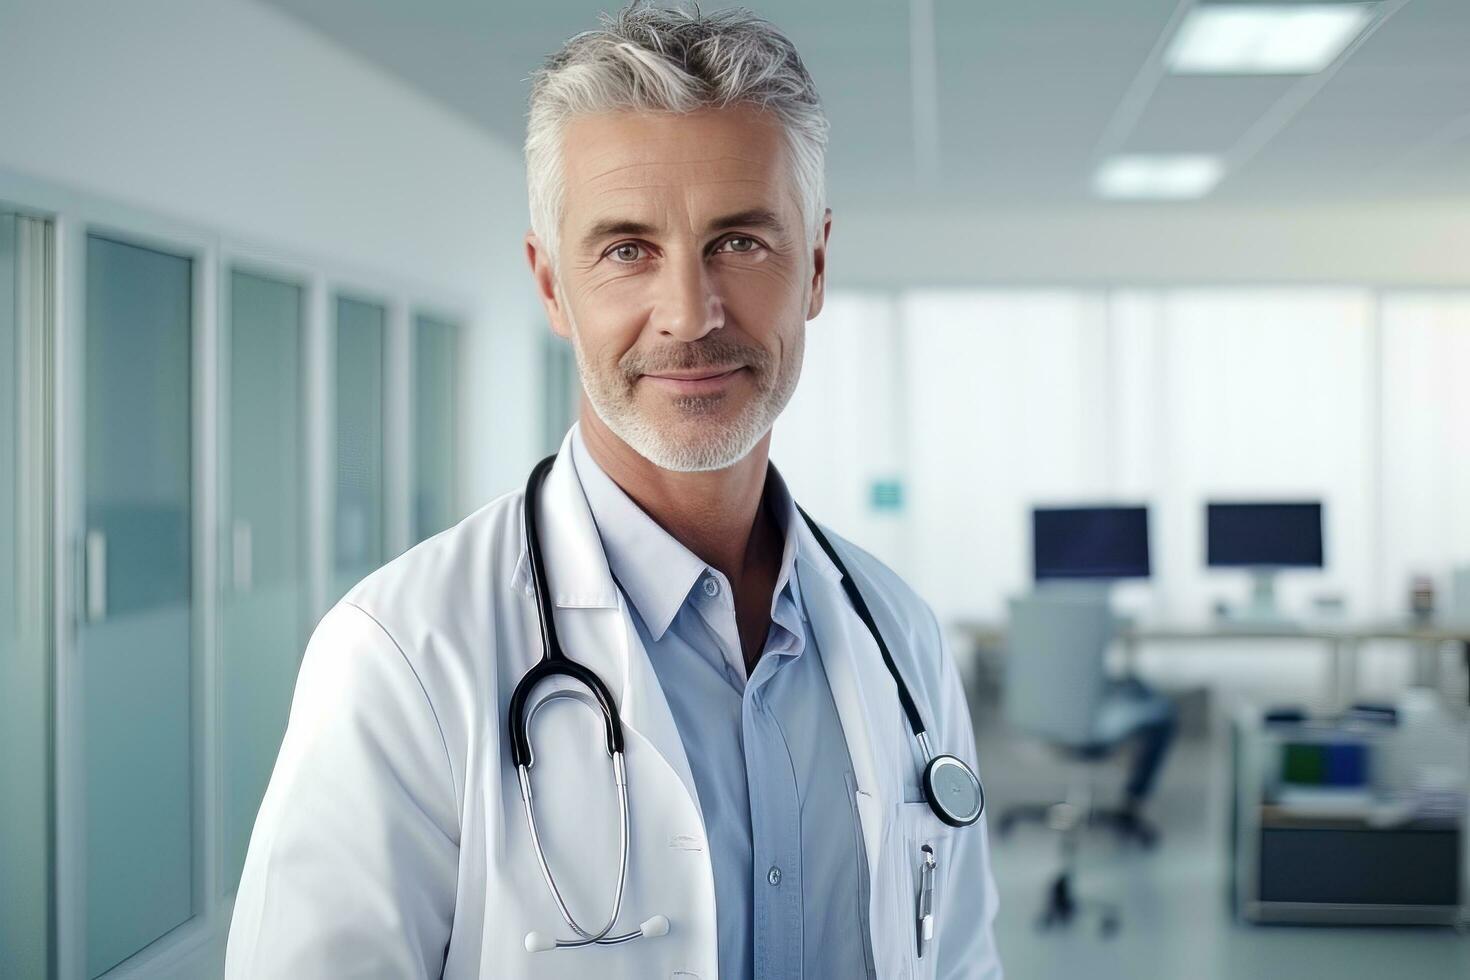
[745, 620, 803, 977]
[697, 568, 808, 977]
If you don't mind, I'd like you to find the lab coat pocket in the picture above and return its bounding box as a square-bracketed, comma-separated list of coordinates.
[895, 801, 956, 980]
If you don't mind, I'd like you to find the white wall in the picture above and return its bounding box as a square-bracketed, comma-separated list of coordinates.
[772, 292, 910, 567]
[1139, 289, 1378, 621]
[0, 0, 543, 513]
[903, 291, 1113, 619]
[828, 204, 1470, 290]
[1379, 294, 1470, 608]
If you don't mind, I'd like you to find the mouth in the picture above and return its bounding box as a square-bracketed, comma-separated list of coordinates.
[640, 365, 746, 395]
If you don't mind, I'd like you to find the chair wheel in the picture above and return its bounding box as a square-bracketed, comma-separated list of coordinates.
[1100, 915, 1120, 938]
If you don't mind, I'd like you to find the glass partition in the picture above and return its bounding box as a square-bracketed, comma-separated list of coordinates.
[221, 270, 307, 891]
[81, 234, 195, 975]
[413, 314, 457, 542]
[0, 212, 54, 980]
[334, 296, 386, 601]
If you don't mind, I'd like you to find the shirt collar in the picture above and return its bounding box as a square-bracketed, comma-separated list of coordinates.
[569, 423, 805, 642]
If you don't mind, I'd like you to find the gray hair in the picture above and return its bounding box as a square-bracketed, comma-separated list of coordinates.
[525, 2, 829, 263]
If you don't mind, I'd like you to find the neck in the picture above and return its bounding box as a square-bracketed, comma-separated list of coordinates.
[578, 406, 778, 583]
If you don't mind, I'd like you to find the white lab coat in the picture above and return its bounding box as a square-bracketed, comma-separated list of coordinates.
[225, 429, 1002, 979]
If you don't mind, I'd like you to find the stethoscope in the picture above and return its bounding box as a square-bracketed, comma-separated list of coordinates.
[511, 454, 985, 954]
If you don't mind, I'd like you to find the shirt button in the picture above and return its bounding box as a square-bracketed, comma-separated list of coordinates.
[702, 576, 720, 598]
[767, 865, 782, 886]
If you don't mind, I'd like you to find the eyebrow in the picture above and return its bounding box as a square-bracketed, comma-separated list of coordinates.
[577, 208, 789, 253]
[579, 219, 657, 253]
[706, 208, 788, 237]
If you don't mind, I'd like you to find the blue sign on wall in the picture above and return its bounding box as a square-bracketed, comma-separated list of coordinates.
[870, 478, 904, 512]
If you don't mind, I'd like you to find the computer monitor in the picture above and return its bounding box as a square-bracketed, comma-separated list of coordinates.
[1206, 502, 1324, 569]
[1032, 506, 1151, 582]
[1206, 501, 1324, 621]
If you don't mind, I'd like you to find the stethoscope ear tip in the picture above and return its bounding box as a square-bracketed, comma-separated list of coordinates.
[522, 916, 669, 953]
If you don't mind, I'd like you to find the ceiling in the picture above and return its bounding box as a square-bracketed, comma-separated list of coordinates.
[256, 0, 1470, 212]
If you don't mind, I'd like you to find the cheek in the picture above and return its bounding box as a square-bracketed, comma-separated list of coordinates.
[568, 293, 646, 364]
[721, 269, 806, 342]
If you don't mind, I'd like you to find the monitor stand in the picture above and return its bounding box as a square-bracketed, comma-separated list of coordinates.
[1220, 568, 1296, 626]
[1035, 580, 1113, 602]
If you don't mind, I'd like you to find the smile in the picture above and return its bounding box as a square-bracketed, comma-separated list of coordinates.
[640, 367, 745, 395]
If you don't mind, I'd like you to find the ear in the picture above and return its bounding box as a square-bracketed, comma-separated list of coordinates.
[526, 231, 572, 338]
[805, 209, 833, 320]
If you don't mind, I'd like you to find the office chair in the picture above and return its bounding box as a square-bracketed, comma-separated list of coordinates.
[996, 592, 1160, 935]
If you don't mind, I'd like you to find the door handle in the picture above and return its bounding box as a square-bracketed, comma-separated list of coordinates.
[85, 529, 107, 623]
[232, 519, 253, 593]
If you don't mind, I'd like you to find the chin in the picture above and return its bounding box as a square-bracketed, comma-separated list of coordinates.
[621, 408, 768, 473]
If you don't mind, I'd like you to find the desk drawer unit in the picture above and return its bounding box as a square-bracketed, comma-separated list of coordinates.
[1253, 824, 1461, 923]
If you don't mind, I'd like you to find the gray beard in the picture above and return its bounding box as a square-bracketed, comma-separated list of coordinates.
[566, 316, 804, 473]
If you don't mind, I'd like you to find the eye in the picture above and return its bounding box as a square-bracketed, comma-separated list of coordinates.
[607, 242, 646, 264]
[718, 236, 761, 254]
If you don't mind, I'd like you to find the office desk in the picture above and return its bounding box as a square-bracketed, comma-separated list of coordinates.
[953, 618, 1470, 710]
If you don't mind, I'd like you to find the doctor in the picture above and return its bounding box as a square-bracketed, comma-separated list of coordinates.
[226, 3, 1000, 978]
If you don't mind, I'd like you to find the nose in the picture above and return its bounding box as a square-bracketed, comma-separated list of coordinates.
[652, 253, 725, 341]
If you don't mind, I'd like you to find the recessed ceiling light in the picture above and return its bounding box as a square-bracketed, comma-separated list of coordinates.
[1165, 3, 1376, 75]
[1093, 155, 1224, 200]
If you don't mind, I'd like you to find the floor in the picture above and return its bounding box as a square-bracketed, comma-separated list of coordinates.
[977, 695, 1470, 980]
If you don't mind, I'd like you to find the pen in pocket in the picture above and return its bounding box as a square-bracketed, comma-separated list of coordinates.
[917, 844, 936, 958]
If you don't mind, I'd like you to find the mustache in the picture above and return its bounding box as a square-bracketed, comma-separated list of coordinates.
[620, 337, 770, 378]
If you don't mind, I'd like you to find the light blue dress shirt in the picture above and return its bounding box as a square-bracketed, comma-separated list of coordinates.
[571, 430, 875, 980]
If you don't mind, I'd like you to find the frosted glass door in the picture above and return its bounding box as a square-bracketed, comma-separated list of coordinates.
[81, 235, 194, 976]
[413, 314, 457, 542]
[334, 297, 386, 601]
[1, 212, 52, 980]
[0, 213, 17, 975]
[221, 271, 306, 891]
[0, 214, 15, 828]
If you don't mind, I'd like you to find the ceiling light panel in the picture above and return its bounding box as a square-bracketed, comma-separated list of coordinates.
[1093, 155, 1224, 199]
[1165, 3, 1377, 75]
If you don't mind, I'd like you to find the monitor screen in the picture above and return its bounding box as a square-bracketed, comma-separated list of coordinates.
[1206, 502, 1324, 568]
[1032, 506, 1151, 581]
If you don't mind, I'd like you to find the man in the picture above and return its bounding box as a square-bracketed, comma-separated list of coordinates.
[226, 4, 1001, 978]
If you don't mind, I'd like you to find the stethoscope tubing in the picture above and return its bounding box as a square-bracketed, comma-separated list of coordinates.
[795, 503, 932, 743]
[509, 456, 623, 769]
[516, 759, 633, 945]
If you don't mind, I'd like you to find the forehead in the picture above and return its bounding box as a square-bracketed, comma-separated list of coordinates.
[559, 106, 796, 229]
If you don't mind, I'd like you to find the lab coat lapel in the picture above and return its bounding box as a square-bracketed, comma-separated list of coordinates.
[534, 432, 619, 611]
[794, 521, 902, 880]
[525, 431, 703, 819]
[612, 596, 707, 835]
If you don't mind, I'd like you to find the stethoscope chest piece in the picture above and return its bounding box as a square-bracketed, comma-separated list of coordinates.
[923, 753, 984, 828]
